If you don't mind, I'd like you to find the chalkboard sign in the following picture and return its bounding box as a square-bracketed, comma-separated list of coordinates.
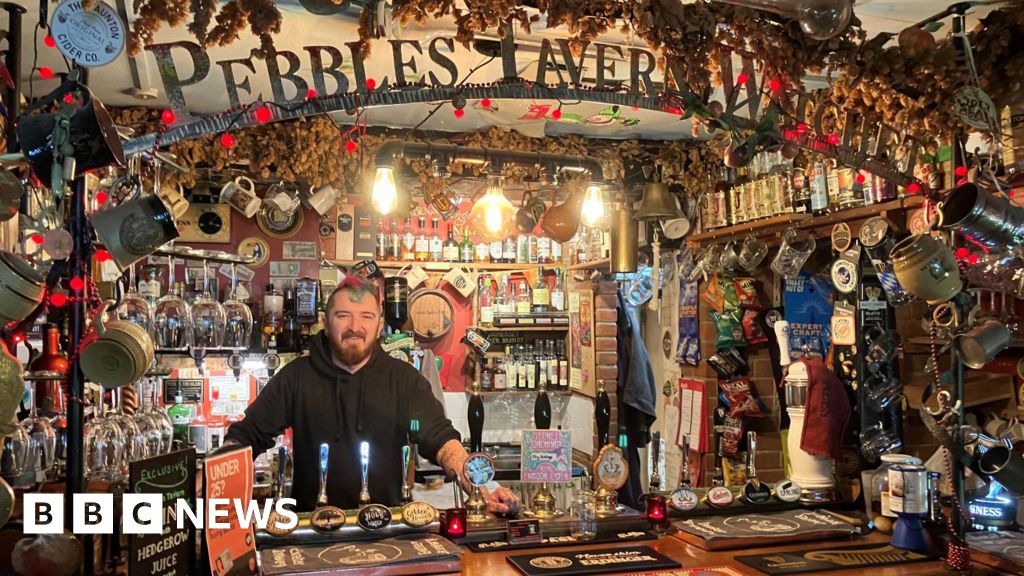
[129, 449, 197, 576]
[164, 378, 205, 403]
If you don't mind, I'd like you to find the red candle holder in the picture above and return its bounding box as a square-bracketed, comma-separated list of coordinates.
[645, 494, 667, 524]
[440, 507, 467, 539]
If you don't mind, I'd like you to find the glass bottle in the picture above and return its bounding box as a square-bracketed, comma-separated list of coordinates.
[475, 238, 490, 263]
[376, 219, 388, 260]
[30, 324, 68, 418]
[401, 217, 416, 261]
[415, 217, 430, 262]
[490, 238, 503, 264]
[576, 227, 590, 264]
[188, 401, 208, 455]
[388, 218, 401, 261]
[443, 223, 459, 263]
[550, 269, 565, 312]
[517, 345, 529, 390]
[551, 239, 562, 263]
[479, 275, 494, 327]
[503, 236, 517, 263]
[532, 268, 550, 314]
[505, 346, 518, 390]
[546, 339, 558, 390]
[528, 235, 539, 264]
[517, 234, 529, 264]
[493, 357, 506, 391]
[589, 226, 603, 260]
[537, 235, 551, 263]
[278, 290, 301, 353]
[810, 158, 829, 216]
[826, 159, 841, 212]
[525, 345, 537, 390]
[536, 341, 549, 389]
[459, 230, 474, 263]
[516, 280, 531, 315]
[167, 396, 190, 445]
[480, 358, 493, 391]
[558, 341, 569, 390]
[429, 218, 444, 261]
[791, 164, 810, 214]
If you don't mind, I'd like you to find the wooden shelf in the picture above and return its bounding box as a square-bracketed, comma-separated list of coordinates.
[687, 196, 925, 246]
[565, 258, 610, 271]
[906, 336, 1024, 349]
[467, 389, 572, 395]
[475, 325, 569, 332]
[331, 260, 559, 272]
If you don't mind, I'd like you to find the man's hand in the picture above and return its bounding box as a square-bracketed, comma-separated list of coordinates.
[481, 485, 521, 516]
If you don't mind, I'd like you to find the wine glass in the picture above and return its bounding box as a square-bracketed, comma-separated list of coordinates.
[1, 426, 30, 484]
[191, 260, 226, 349]
[145, 380, 174, 454]
[84, 387, 126, 482]
[1003, 293, 1024, 339]
[223, 263, 253, 350]
[131, 382, 164, 458]
[153, 256, 192, 349]
[117, 264, 154, 337]
[19, 384, 57, 484]
[107, 387, 148, 471]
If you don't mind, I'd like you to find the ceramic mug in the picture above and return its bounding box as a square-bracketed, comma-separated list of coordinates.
[80, 300, 154, 388]
[889, 234, 962, 304]
[158, 183, 190, 220]
[303, 184, 338, 216]
[220, 176, 260, 218]
[0, 251, 45, 326]
[90, 194, 180, 271]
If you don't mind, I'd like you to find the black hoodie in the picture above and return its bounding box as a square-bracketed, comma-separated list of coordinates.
[225, 331, 460, 511]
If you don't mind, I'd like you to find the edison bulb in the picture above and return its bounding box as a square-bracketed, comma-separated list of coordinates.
[581, 184, 606, 228]
[470, 179, 516, 242]
[371, 166, 398, 215]
[798, 0, 852, 40]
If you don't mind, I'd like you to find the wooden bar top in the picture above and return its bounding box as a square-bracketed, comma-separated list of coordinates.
[458, 531, 1012, 575]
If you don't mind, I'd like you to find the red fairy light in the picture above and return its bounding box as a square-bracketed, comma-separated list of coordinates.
[219, 133, 236, 148]
[855, 174, 866, 184]
[345, 139, 358, 153]
[552, 109, 562, 120]
[736, 73, 749, 84]
[306, 89, 317, 100]
[161, 109, 176, 124]
[967, 254, 980, 265]
[955, 166, 968, 178]
[255, 105, 272, 123]
[454, 108, 465, 118]
[49, 293, 68, 307]
[95, 249, 112, 262]
[769, 78, 782, 92]
[955, 248, 970, 260]
[69, 277, 85, 292]
[44, 35, 56, 48]
[30, 234, 43, 244]
[797, 123, 809, 135]
[827, 133, 840, 145]
[95, 191, 108, 205]
[480, 98, 491, 108]
[907, 182, 922, 194]
[365, 78, 376, 90]
[39, 66, 54, 79]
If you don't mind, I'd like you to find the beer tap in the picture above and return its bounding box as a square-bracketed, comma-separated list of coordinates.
[596, 381, 611, 449]
[401, 445, 413, 505]
[359, 441, 371, 509]
[670, 435, 698, 512]
[649, 431, 661, 492]
[310, 442, 346, 532]
[531, 381, 558, 518]
[593, 381, 620, 514]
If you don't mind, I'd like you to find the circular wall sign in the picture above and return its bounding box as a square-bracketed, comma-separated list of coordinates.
[238, 237, 269, 268]
[463, 453, 496, 487]
[51, 0, 126, 67]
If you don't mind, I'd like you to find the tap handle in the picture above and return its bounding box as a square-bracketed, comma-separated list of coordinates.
[680, 434, 691, 488]
[747, 431, 757, 478]
[317, 443, 329, 506]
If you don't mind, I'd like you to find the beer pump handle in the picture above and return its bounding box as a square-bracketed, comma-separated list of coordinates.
[468, 390, 484, 453]
[535, 386, 552, 430]
[359, 441, 370, 507]
[276, 446, 287, 500]
[317, 443, 329, 506]
[596, 384, 611, 447]
[747, 431, 758, 480]
[774, 320, 792, 366]
[650, 431, 661, 491]
[680, 434, 691, 488]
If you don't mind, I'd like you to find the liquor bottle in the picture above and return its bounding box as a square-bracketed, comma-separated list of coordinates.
[490, 238, 503, 263]
[537, 341, 549, 388]
[278, 289, 301, 353]
[459, 230, 474, 263]
[262, 284, 284, 348]
[30, 323, 68, 417]
[528, 235, 539, 264]
[189, 401, 209, 454]
[479, 275, 494, 327]
[551, 239, 561, 263]
[826, 159, 841, 212]
[557, 341, 569, 390]
[168, 395, 190, 445]
[791, 164, 810, 214]
[389, 219, 402, 260]
[525, 345, 537, 390]
[589, 226, 603, 260]
[576, 227, 590, 264]
[516, 234, 529, 264]
[475, 238, 490, 263]
[493, 357, 506, 391]
[415, 217, 430, 262]
[402, 217, 416, 261]
[550, 269, 565, 312]
[516, 280, 531, 315]
[443, 224, 459, 263]
[517, 345, 529, 390]
[503, 236, 517, 263]
[546, 339, 558, 390]
[532, 268, 550, 313]
[429, 218, 444, 261]
[505, 346, 518, 390]
[480, 358, 493, 391]
[810, 158, 829, 216]
[537, 235, 551, 263]
[495, 274, 511, 317]
[376, 219, 388, 260]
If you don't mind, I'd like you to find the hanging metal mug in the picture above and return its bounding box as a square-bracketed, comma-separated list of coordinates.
[954, 320, 1013, 369]
[940, 182, 1024, 249]
[90, 194, 180, 271]
[516, 190, 547, 234]
[979, 445, 1024, 498]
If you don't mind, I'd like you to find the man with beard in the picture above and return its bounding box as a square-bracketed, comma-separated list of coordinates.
[223, 273, 520, 514]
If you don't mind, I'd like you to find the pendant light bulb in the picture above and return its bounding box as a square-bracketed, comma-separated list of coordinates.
[714, 0, 852, 41]
[371, 166, 398, 215]
[470, 176, 516, 242]
[581, 184, 606, 228]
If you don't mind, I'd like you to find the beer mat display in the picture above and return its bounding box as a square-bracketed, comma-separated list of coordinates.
[671, 509, 859, 550]
[735, 542, 934, 575]
[505, 545, 680, 576]
[967, 531, 1024, 572]
[466, 530, 658, 552]
[259, 534, 461, 575]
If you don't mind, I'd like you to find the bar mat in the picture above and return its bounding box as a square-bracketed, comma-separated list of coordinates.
[467, 530, 657, 552]
[506, 545, 680, 576]
[630, 567, 751, 576]
[735, 542, 934, 575]
[671, 509, 859, 550]
[966, 531, 1024, 574]
[259, 534, 460, 575]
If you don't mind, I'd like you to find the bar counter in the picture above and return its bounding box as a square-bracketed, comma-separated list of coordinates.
[455, 531, 1010, 575]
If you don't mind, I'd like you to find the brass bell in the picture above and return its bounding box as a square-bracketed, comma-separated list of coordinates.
[635, 182, 683, 221]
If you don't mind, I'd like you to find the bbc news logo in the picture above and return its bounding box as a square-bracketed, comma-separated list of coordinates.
[23, 495, 298, 535]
